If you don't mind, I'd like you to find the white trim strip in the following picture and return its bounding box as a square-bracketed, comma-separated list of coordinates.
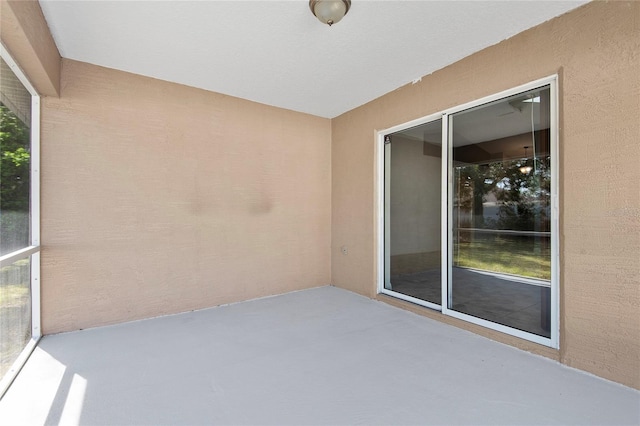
[380, 289, 441, 311]
[29, 56, 42, 350]
[0, 337, 40, 399]
[378, 112, 444, 141]
[0, 246, 40, 268]
[31, 96, 41, 247]
[31, 251, 41, 339]
[443, 113, 452, 312]
[376, 131, 385, 293]
[447, 309, 552, 346]
[441, 75, 558, 116]
[549, 76, 560, 349]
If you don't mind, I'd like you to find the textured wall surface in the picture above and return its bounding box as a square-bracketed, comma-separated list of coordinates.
[331, 1, 640, 388]
[41, 60, 331, 333]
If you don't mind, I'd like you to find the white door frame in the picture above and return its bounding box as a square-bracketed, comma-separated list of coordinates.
[377, 76, 560, 349]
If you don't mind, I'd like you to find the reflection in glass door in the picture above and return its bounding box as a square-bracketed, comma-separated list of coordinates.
[449, 86, 552, 337]
[384, 119, 442, 307]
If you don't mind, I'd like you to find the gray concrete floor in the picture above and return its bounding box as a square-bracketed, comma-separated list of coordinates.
[0, 286, 638, 425]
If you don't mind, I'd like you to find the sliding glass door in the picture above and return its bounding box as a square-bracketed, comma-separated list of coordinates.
[384, 118, 442, 308]
[448, 85, 553, 339]
[380, 77, 557, 346]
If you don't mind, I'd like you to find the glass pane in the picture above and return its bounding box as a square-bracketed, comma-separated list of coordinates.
[0, 257, 31, 378]
[450, 86, 551, 337]
[1, 58, 32, 255]
[386, 119, 442, 305]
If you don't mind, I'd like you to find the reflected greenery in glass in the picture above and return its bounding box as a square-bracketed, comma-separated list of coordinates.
[1, 104, 31, 255]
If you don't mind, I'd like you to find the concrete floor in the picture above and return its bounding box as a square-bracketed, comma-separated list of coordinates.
[0, 286, 638, 425]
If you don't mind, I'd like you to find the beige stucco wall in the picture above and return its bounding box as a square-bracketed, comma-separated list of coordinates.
[331, 1, 640, 389]
[40, 59, 331, 333]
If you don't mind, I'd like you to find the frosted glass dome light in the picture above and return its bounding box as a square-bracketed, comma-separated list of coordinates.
[309, 0, 351, 26]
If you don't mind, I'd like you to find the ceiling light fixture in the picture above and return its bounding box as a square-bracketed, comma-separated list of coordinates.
[309, 0, 351, 26]
[519, 146, 533, 175]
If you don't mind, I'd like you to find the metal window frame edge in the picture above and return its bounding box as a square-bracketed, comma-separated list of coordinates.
[0, 43, 42, 399]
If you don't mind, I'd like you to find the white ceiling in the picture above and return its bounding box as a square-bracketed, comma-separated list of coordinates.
[39, 0, 588, 119]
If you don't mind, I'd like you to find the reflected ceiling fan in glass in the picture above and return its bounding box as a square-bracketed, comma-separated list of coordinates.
[519, 146, 533, 174]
